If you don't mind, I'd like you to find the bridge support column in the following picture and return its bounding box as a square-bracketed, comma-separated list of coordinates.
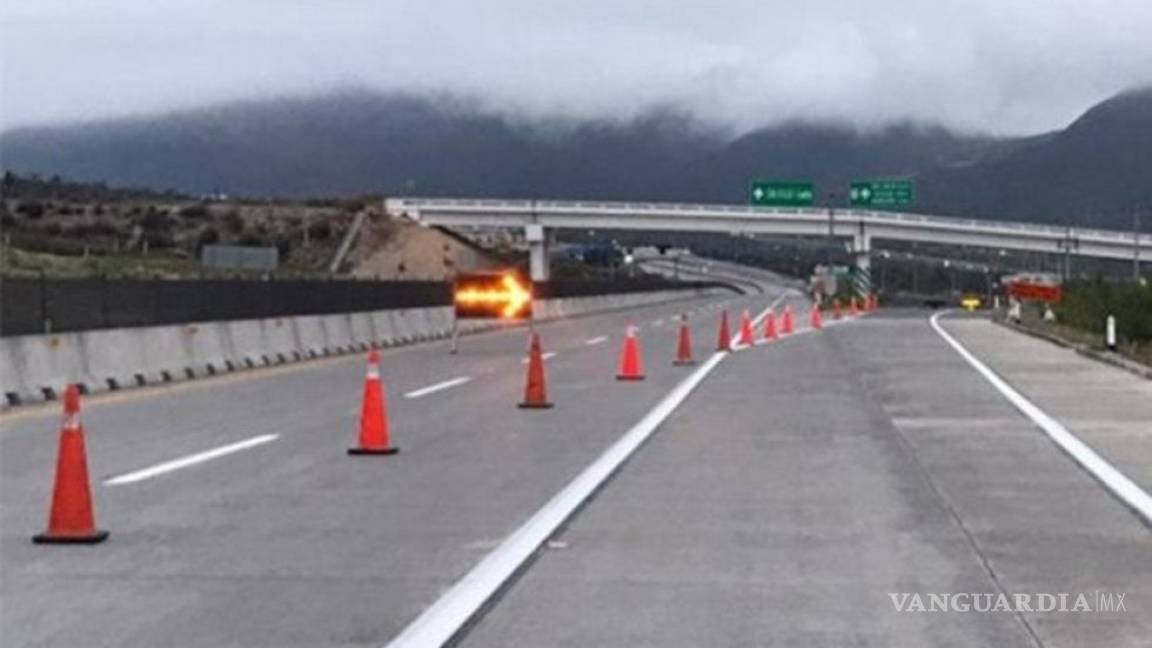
[526, 224, 550, 282]
[853, 234, 872, 298]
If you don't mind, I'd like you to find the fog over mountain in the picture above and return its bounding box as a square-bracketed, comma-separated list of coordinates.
[2, 87, 1150, 230]
[4, 1, 1152, 135]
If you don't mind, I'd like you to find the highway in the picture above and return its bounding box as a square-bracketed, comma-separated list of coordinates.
[2, 271, 1150, 647]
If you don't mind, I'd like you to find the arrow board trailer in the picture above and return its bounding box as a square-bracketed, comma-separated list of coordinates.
[450, 271, 534, 353]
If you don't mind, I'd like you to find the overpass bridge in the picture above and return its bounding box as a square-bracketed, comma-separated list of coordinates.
[384, 197, 1150, 291]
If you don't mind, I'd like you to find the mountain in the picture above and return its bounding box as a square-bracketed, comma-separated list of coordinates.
[2, 88, 1150, 229]
[916, 87, 1152, 227]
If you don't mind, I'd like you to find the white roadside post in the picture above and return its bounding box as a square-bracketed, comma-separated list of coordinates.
[1106, 315, 1117, 352]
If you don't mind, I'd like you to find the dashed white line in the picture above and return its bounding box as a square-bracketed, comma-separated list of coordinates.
[930, 311, 1152, 526]
[521, 351, 558, 364]
[584, 336, 608, 346]
[385, 299, 781, 648]
[651, 319, 665, 327]
[104, 434, 279, 485]
[404, 376, 473, 399]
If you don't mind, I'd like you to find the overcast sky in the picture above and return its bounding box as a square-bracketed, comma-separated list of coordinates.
[2, 0, 1151, 135]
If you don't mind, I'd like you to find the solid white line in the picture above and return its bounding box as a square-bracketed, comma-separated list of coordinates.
[385, 298, 783, 648]
[584, 336, 608, 346]
[104, 434, 279, 485]
[929, 312, 1152, 525]
[404, 376, 473, 399]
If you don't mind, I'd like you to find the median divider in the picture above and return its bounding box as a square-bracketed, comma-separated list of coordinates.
[1, 288, 723, 408]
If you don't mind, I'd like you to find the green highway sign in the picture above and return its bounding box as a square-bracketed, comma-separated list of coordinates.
[849, 180, 914, 208]
[749, 181, 815, 207]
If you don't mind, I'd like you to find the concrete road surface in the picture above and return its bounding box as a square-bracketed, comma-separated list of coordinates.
[2, 293, 1150, 647]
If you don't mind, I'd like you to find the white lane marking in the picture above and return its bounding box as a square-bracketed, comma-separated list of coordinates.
[385, 298, 781, 648]
[521, 351, 557, 364]
[584, 336, 608, 346]
[930, 312, 1152, 526]
[104, 434, 279, 486]
[404, 376, 472, 399]
[651, 319, 664, 327]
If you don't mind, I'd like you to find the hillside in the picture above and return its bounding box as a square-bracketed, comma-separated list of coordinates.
[0, 174, 503, 279]
[2, 88, 1151, 229]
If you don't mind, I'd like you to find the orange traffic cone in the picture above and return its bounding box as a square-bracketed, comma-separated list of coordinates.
[519, 331, 554, 408]
[832, 299, 842, 320]
[348, 351, 398, 455]
[809, 303, 823, 330]
[849, 297, 860, 317]
[780, 305, 794, 335]
[617, 325, 645, 380]
[33, 385, 108, 544]
[716, 311, 731, 351]
[738, 310, 754, 346]
[762, 308, 778, 342]
[673, 315, 695, 366]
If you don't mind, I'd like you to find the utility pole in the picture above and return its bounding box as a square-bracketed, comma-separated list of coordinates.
[1135, 212, 1142, 281]
[1063, 224, 1072, 282]
[826, 192, 836, 265]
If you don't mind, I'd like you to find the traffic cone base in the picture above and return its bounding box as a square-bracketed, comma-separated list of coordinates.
[33, 529, 109, 545]
[616, 374, 646, 381]
[517, 400, 554, 409]
[345, 442, 400, 454]
[673, 358, 697, 366]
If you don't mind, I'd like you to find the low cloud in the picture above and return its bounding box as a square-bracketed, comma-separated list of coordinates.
[2, 0, 1151, 134]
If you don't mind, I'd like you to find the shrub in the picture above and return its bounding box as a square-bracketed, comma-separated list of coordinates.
[17, 202, 45, 219]
[196, 227, 221, 252]
[307, 220, 332, 240]
[178, 203, 210, 219]
[221, 209, 245, 234]
[140, 208, 169, 231]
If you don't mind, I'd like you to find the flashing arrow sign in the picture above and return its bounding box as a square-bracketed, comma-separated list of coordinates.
[749, 181, 815, 207]
[454, 272, 533, 319]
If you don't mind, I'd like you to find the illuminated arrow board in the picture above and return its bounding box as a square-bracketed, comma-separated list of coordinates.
[454, 272, 534, 320]
[749, 180, 815, 207]
[849, 180, 914, 209]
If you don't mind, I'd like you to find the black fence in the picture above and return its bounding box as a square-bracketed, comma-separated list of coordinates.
[1, 276, 733, 336]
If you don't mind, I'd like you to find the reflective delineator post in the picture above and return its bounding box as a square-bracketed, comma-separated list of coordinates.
[1106, 315, 1117, 352]
[34, 385, 109, 545]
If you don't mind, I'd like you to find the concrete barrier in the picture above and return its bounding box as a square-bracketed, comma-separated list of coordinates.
[1, 288, 723, 408]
